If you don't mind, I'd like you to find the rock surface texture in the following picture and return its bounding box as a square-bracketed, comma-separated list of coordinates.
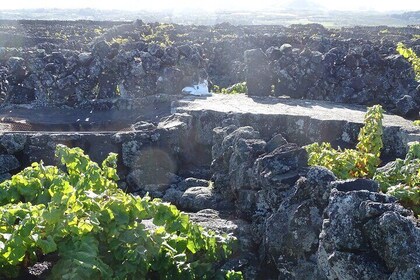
[0, 21, 418, 117]
[209, 124, 420, 279]
[318, 187, 420, 280]
[0, 93, 418, 278]
[0, 20, 419, 280]
[175, 94, 420, 158]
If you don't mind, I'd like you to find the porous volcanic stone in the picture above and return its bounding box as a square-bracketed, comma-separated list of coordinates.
[0, 154, 20, 174]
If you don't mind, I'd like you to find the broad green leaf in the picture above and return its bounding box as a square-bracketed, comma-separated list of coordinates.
[0, 145, 242, 279]
[37, 235, 57, 254]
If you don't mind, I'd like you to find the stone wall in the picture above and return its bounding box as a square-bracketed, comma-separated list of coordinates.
[0, 107, 418, 278]
[0, 113, 198, 192]
[245, 42, 420, 118]
[0, 21, 419, 118]
[0, 41, 206, 107]
[210, 124, 420, 279]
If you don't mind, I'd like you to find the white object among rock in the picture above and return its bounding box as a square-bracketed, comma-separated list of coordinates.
[182, 80, 212, 96]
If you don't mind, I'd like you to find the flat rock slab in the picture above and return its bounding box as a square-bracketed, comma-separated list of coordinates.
[174, 94, 420, 158]
[174, 95, 417, 128]
[0, 102, 171, 131]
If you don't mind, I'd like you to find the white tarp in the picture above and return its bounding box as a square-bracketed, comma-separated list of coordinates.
[182, 80, 212, 96]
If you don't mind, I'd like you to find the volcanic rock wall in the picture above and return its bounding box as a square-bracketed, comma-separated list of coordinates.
[245, 41, 420, 117]
[0, 20, 419, 279]
[210, 124, 420, 279]
[0, 106, 419, 278]
[0, 23, 207, 107]
[0, 21, 419, 117]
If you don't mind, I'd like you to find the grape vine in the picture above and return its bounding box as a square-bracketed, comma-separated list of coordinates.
[305, 105, 384, 179]
[306, 104, 420, 216]
[396, 42, 420, 81]
[374, 141, 420, 215]
[213, 82, 247, 94]
[0, 145, 242, 279]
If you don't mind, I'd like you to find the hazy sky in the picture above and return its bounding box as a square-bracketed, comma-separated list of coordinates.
[0, 0, 419, 12]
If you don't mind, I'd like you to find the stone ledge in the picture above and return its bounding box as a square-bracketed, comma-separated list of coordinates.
[174, 94, 420, 158]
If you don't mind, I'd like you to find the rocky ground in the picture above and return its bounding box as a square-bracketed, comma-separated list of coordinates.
[0, 20, 419, 117]
[0, 20, 419, 279]
[0, 95, 419, 279]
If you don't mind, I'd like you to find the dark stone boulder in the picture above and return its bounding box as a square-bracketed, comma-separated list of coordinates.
[330, 178, 379, 193]
[45, 51, 66, 65]
[395, 95, 419, 118]
[211, 126, 310, 218]
[56, 75, 77, 92]
[6, 57, 26, 83]
[131, 121, 156, 131]
[318, 189, 419, 280]
[0, 172, 11, 183]
[162, 186, 184, 205]
[97, 71, 118, 99]
[229, 138, 266, 216]
[252, 143, 308, 193]
[178, 185, 229, 212]
[189, 209, 258, 279]
[177, 177, 209, 192]
[139, 51, 161, 74]
[385, 54, 413, 71]
[344, 52, 360, 69]
[211, 125, 239, 194]
[162, 177, 211, 207]
[92, 40, 112, 59]
[264, 133, 288, 153]
[148, 43, 164, 58]
[211, 126, 260, 198]
[161, 46, 180, 66]
[279, 43, 293, 54]
[265, 46, 282, 61]
[244, 48, 272, 96]
[264, 167, 336, 279]
[178, 44, 193, 58]
[78, 52, 93, 66]
[0, 154, 20, 174]
[5, 85, 35, 104]
[129, 61, 146, 78]
[0, 134, 27, 154]
[229, 138, 266, 193]
[156, 66, 184, 94]
[157, 113, 194, 167]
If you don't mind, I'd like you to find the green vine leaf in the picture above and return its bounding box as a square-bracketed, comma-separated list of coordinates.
[0, 144, 242, 279]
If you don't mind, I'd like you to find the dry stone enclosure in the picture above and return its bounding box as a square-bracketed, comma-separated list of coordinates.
[0, 20, 419, 279]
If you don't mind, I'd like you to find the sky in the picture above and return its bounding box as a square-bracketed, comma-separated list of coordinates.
[0, 0, 419, 12]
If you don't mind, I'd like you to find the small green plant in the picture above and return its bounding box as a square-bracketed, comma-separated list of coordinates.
[110, 37, 130, 45]
[115, 84, 121, 96]
[0, 145, 242, 279]
[414, 120, 420, 126]
[305, 105, 384, 179]
[306, 105, 420, 216]
[374, 142, 420, 215]
[94, 28, 104, 35]
[225, 270, 244, 279]
[396, 42, 420, 81]
[54, 32, 68, 41]
[142, 23, 174, 47]
[213, 82, 247, 94]
[156, 23, 175, 32]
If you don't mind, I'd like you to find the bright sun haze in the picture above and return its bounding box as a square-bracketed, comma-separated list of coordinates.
[0, 0, 419, 12]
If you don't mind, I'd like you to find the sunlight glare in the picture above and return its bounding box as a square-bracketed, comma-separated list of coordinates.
[0, 0, 419, 12]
